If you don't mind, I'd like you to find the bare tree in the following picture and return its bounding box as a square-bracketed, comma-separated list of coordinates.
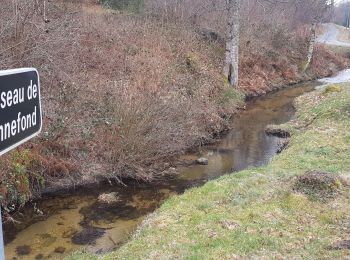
[336, 1, 350, 28]
[303, 22, 316, 72]
[300, 0, 332, 72]
[223, 0, 240, 87]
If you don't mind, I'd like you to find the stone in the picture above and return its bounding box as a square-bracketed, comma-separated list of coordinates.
[54, 247, 66, 254]
[39, 233, 57, 247]
[196, 157, 209, 165]
[276, 138, 290, 153]
[265, 125, 290, 138]
[62, 228, 78, 238]
[97, 192, 120, 204]
[15, 245, 31, 255]
[71, 227, 105, 245]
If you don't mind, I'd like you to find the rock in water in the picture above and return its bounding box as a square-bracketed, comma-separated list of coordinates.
[265, 125, 290, 138]
[276, 138, 290, 153]
[196, 157, 209, 165]
[16, 245, 31, 255]
[71, 227, 105, 245]
[97, 192, 120, 204]
[54, 247, 66, 254]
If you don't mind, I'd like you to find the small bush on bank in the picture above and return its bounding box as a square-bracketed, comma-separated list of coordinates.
[294, 171, 343, 200]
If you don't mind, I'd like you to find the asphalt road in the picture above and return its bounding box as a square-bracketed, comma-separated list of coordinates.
[317, 23, 350, 47]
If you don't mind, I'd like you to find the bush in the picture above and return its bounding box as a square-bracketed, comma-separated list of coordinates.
[95, 88, 203, 181]
[294, 171, 343, 200]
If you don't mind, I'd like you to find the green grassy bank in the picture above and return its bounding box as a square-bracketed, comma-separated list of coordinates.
[70, 84, 350, 259]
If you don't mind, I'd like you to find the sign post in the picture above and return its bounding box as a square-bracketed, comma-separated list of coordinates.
[0, 68, 42, 259]
[0, 209, 4, 260]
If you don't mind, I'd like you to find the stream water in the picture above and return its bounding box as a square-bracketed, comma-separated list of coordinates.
[4, 81, 319, 259]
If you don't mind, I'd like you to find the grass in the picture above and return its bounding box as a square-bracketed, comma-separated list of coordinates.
[337, 25, 350, 43]
[64, 83, 350, 259]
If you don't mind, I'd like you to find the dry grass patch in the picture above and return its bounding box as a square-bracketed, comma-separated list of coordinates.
[294, 171, 344, 201]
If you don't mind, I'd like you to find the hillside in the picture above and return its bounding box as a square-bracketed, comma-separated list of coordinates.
[0, 0, 348, 210]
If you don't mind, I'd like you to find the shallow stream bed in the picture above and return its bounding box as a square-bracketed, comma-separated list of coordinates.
[5, 81, 323, 259]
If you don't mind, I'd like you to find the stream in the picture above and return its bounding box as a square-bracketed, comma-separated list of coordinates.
[4, 80, 323, 259]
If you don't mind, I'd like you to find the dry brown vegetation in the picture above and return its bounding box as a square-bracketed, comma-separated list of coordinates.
[145, 0, 349, 95]
[0, 0, 348, 208]
[0, 0, 243, 208]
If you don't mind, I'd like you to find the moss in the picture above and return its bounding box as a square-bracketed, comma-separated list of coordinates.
[299, 60, 309, 72]
[323, 84, 342, 95]
[219, 87, 244, 106]
[222, 75, 230, 85]
[1, 150, 34, 206]
[185, 53, 199, 72]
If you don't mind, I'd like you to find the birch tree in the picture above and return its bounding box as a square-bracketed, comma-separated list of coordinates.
[301, 0, 331, 72]
[302, 22, 316, 72]
[223, 0, 240, 87]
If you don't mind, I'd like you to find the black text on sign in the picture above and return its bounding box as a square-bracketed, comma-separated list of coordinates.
[0, 68, 42, 155]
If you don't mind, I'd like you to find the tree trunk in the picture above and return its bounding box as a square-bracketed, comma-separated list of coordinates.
[347, 11, 350, 40]
[303, 22, 316, 73]
[223, 0, 240, 87]
[330, 0, 335, 23]
[14, 0, 19, 39]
